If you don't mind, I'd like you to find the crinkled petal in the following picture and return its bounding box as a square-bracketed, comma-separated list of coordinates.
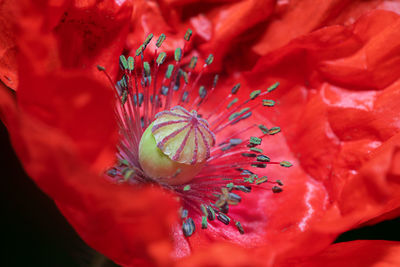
[243, 9, 400, 262]
[0, 0, 18, 89]
[287, 240, 400, 267]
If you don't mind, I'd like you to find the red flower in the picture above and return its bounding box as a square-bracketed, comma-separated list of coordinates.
[1, 0, 400, 266]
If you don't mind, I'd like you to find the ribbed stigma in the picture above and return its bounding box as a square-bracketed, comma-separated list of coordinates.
[98, 30, 292, 238]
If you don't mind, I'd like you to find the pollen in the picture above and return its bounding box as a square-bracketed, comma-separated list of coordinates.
[98, 29, 292, 238]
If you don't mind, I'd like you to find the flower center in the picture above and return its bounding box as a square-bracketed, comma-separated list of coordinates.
[98, 29, 292, 238]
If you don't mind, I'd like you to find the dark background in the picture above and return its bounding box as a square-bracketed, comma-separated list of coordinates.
[1, 121, 399, 266]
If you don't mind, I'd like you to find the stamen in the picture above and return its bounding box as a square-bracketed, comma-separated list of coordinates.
[100, 31, 292, 239]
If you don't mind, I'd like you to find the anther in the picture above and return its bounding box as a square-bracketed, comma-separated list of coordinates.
[205, 54, 214, 65]
[263, 100, 275, 107]
[250, 90, 261, 100]
[217, 213, 231, 225]
[231, 83, 241, 94]
[235, 185, 251, 193]
[242, 153, 257, 158]
[175, 48, 182, 62]
[280, 161, 293, 167]
[268, 127, 281, 135]
[181, 209, 189, 219]
[156, 52, 167, 65]
[235, 221, 244, 234]
[184, 29, 193, 41]
[189, 56, 198, 69]
[165, 64, 174, 79]
[207, 206, 216, 221]
[255, 176, 268, 185]
[272, 186, 283, 193]
[201, 216, 208, 229]
[143, 33, 154, 48]
[248, 137, 262, 147]
[156, 33, 166, 48]
[119, 55, 128, 70]
[250, 147, 263, 153]
[182, 218, 195, 237]
[251, 163, 267, 168]
[257, 155, 270, 162]
[267, 82, 280, 92]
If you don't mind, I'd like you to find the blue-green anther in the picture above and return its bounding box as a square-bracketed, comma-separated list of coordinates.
[165, 64, 174, 79]
[127, 56, 134, 71]
[207, 206, 216, 220]
[121, 90, 128, 105]
[257, 155, 270, 162]
[250, 147, 263, 153]
[136, 45, 143, 56]
[226, 182, 234, 190]
[156, 33, 166, 48]
[97, 65, 105, 71]
[119, 76, 127, 88]
[143, 62, 151, 77]
[119, 55, 128, 70]
[200, 204, 208, 217]
[249, 136, 262, 146]
[205, 54, 214, 65]
[268, 127, 281, 135]
[229, 107, 250, 121]
[231, 83, 241, 94]
[201, 216, 208, 229]
[119, 159, 129, 166]
[255, 176, 268, 185]
[258, 124, 269, 134]
[181, 70, 188, 84]
[174, 48, 182, 62]
[181, 209, 188, 219]
[184, 29, 193, 41]
[267, 82, 279, 93]
[189, 56, 198, 69]
[213, 75, 219, 88]
[280, 161, 292, 167]
[156, 52, 166, 65]
[263, 99, 275, 106]
[235, 221, 244, 234]
[250, 90, 261, 100]
[227, 98, 238, 109]
[199, 86, 206, 98]
[144, 33, 153, 47]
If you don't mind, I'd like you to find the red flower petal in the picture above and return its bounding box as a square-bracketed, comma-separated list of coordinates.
[253, 0, 400, 56]
[243, 9, 400, 260]
[0, 0, 18, 89]
[289, 240, 400, 267]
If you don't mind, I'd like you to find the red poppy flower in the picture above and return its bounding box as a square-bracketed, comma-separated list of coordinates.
[2, 0, 400, 266]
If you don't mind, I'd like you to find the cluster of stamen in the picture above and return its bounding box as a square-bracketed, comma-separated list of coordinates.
[98, 29, 292, 238]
